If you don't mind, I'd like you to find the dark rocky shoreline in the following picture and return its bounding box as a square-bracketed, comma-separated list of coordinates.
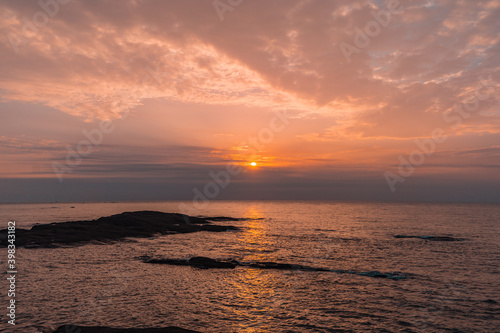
[0, 211, 239, 248]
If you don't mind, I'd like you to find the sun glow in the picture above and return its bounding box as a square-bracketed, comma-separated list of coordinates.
[250, 162, 257, 167]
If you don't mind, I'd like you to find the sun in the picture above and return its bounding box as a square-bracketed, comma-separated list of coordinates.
[250, 162, 257, 167]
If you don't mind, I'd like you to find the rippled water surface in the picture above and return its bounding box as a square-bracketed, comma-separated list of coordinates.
[1, 201, 499, 332]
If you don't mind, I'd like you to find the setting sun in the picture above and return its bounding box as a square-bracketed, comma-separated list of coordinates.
[250, 162, 257, 167]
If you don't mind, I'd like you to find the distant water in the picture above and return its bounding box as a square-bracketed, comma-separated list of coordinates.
[1, 201, 499, 332]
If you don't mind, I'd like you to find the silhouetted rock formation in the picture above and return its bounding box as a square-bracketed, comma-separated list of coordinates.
[394, 235, 465, 241]
[244, 261, 330, 271]
[146, 256, 237, 269]
[0, 211, 239, 248]
[142, 256, 409, 280]
[53, 325, 200, 333]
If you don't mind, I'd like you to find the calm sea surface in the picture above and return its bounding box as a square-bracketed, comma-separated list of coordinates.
[0, 201, 499, 332]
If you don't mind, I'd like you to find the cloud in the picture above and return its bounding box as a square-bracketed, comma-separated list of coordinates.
[0, 136, 64, 153]
[0, 0, 497, 128]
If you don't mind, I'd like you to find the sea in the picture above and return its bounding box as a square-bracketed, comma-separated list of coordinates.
[0, 201, 499, 332]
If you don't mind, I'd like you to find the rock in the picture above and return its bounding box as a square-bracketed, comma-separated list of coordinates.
[144, 258, 190, 265]
[188, 256, 237, 269]
[484, 299, 498, 304]
[394, 235, 465, 241]
[53, 325, 200, 333]
[0, 211, 239, 248]
[244, 261, 329, 271]
[142, 256, 409, 280]
[144, 256, 236, 269]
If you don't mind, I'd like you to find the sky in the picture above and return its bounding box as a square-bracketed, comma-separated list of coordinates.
[0, 0, 499, 203]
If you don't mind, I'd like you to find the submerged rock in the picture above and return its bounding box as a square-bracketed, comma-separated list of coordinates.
[245, 261, 330, 271]
[53, 325, 200, 333]
[0, 211, 239, 248]
[394, 235, 465, 241]
[142, 256, 409, 280]
[188, 256, 237, 268]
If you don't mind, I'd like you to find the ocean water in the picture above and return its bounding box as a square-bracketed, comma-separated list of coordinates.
[1, 201, 499, 332]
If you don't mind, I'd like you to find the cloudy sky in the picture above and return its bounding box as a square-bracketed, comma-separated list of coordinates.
[1, 0, 499, 203]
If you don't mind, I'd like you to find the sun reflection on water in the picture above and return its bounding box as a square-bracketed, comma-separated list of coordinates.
[237, 206, 272, 261]
[225, 206, 285, 332]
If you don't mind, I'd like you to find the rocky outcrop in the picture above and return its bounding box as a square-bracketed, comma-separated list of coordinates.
[0, 211, 239, 248]
[142, 256, 409, 280]
[146, 256, 237, 269]
[394, 235, 465, 241]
